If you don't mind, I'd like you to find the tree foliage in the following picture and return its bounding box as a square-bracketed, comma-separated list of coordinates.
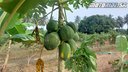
[65, 40, 97, 72]
[78, 15, 116, 34]
[0, 0, 47, 17]
[124, 14, 128, 24]
[115, 16, 124, 29]
[0, 0, 94, 18]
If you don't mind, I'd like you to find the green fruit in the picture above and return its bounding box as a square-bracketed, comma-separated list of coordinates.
[59, 25, 74, 41]
[59, 42, 71, 60]
[68, 39, 77, 53]
[67, 22, 78, 32]
[44, 32, 60, 50]
[73, 32, 79, 41]
[47, 20, 58, 32]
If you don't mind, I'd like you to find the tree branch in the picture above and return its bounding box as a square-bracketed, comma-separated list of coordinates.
[38, 7, 59, 22]
[38, 1, 68, 23]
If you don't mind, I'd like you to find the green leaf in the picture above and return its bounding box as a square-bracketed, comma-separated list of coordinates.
[11, 34, 35, 42]
[63, 3, 73, 12]
[6, 23, 26, 35]
[0, 13, 20, 30]
[90, 56, 97, 70]
[65, 41, 97, 72]
[0, 0, 19, 13]
[0, 0, 46, 16]
[0, 0, 3, 2]
[0, 11, 7, 26]
[22, 22, 34, 27]
[116, 35, 128, 52]
[69, 0, 94, 9]
[7, 27, 19, 35]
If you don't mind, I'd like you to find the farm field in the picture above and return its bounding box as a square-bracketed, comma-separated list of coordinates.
[0, 0, 128, 72]
[0, 43, 126, 72]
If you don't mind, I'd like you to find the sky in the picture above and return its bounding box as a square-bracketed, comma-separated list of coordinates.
[46, 0, 128, 29]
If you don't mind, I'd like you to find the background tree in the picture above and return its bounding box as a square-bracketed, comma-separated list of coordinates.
[78, 15, 116, 34]
[75, 16, 81, 24]
[108, 14, 113, 19]
[124, 14, 128, 34]
[115, 16, 124, 29]
[83, 16, 87, 20]
[124, 14, 128, 26]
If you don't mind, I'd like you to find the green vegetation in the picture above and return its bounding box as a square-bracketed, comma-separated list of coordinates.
[65, 40, 97, 72]
[78, 14, 128, 35]
[110, 35, 128, 72]
[78, 15, 115, 34]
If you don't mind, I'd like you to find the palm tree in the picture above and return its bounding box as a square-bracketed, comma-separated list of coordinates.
[116, 16, 124, 29]
[125, 14, 128, 24]
[124, 14, 128, 34]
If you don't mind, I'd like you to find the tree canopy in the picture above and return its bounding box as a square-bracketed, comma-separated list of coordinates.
[124, 14, 128, 24]
[78, 15, 116, 34]
[115, 16, 124, 29]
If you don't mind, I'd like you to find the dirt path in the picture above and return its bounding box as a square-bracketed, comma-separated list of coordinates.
[97, 53, 121, 72]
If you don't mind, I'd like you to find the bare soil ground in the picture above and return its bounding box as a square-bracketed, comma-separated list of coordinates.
[0, 43, 126, 72]
[96, 51, 120, 72]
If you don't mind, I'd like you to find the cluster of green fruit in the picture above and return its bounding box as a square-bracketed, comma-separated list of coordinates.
[44, 20, 79, 60]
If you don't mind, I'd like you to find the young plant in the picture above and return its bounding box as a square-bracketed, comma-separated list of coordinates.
[115, 35, 128, 72]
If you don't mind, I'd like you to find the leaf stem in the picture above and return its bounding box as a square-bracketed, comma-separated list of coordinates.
[120, 52, 126, 72]
[64, 8, 67, 22]
[38, 1, 68, 23]
[38, 7, 59, 23]
[0, 11, 7, 26]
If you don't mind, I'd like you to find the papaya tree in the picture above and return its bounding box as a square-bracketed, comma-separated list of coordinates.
[0, 0, 95, 72]
[115, 35, 128, 72]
